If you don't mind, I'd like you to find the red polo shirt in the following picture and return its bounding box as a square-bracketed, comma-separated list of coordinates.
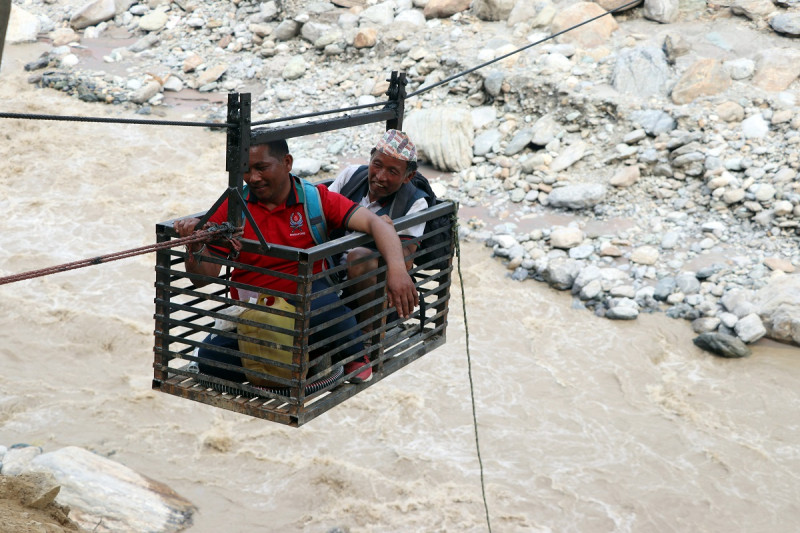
[207, 177, 358, 295]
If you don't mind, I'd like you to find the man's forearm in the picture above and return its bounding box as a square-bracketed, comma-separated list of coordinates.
[369, 218, 409, 273]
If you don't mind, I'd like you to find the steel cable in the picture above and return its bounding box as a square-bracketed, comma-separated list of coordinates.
[0, 224, 241, 286]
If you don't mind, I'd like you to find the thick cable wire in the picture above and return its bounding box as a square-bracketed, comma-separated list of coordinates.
[0, 111, 233, 128]
[454, 222, 492, 533]
[0, 225, 241, 285]
[407, 0, 642, 98]
[251, 98, 390, 126]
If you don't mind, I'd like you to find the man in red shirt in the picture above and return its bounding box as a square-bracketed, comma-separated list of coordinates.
[174, 139, 418, 385]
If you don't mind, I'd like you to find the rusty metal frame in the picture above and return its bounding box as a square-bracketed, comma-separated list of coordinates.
[152, 203, 456, 426]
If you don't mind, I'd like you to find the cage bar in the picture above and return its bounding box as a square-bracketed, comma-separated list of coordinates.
[152, 203, 457, 426]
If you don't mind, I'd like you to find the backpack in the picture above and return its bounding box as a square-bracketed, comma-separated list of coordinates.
[336, 166, 453, 271]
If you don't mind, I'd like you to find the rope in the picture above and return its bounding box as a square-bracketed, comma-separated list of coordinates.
[454, 220, 492, 533]
[0, 111, 233, 129]
[0, 223, 241, 286]
[407, 0, 642, 98]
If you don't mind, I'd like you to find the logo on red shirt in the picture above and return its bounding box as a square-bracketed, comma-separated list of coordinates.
[289, 210, 305, 236]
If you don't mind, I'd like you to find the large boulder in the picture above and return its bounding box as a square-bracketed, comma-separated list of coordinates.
[769, 13, 800, 36]
[551, 2, 618, 48]
[693, 332, 752, 358]
[671, 58, 731, 104]
[70, 0, 116, 30]
[27, 447, 195, 533]
[612, 46, 671, 98]
[754, 274, 800, 345]
[424, 0, 472, 18]
[6, 5, 41, 43]
[360, 3, 395, 26]
[731, 0, 777, 20]
[643, 0, 679, 23]
[404, 107, 474, 171]
[594, 0, 643, 11]
[472, 0, 516, 21]
[752, 48, 800, 92]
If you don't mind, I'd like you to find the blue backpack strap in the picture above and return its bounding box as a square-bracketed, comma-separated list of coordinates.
[296, 177, 328, 245]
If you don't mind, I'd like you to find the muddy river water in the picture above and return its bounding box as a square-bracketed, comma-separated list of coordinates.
[1, 45, 799, 532]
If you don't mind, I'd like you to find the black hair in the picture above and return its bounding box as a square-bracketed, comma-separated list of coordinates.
[370, 147, 417, 178]
[248, 133, 289, 159]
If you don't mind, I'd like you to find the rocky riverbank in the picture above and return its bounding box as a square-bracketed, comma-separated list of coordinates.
[5, 0, 800, 354]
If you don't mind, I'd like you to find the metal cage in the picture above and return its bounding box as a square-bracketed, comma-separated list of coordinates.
[152, 201, 457, 426]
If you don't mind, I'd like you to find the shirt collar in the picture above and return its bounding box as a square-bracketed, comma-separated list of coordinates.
[245, 174, 301, 207]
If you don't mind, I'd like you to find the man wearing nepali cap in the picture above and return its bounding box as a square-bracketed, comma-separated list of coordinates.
[328, 129, 429, 333]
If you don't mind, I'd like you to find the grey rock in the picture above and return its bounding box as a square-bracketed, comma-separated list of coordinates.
[734, 313, 767, 343]
[138, 10, 168, 32]
[769, 13, 800, 36]
[661, 231, 680, 249]
[531, 114, 562, 146]
[630, 110, 676, 136]
[473, 129, 502, 156]
[484, 71, 505, 97]
[291, 157, 322, 177]
[550, 226, 583, 249]
[675, 273, 700, 294]
[579, 279, 603, 300]
[741, 114, 769, 139]
[543, 258, 583, 290]
[654, 277, 676, 301]
[546, 183, 607, 210]
[282, 56, 306, 80]
[663, 33, 690, 63]
[0, 444, 43, 475]
[624, 129, 647, 144]
[472, 0, 516, 21]
[492, 234, 518, 249]
[693, 332, 752, 358]
[569, 244, 595, 259]
[643, 0, 679, 23]
[723, 58, 755, 80]
[301, 21, 332, 44]
[754, 274, 800, 345]
[273, 19, 301, 41]
[511, 267, 530, 281]
[550, 141, 587, 172]
[572, 264, 602, 293]
[70, 0, 116, 30]
[360, 3, 395, 26]
[504, 128, 534, 155]
[692, 317, 721, 333]
[128, 32, 160, 53]
[612, 46, 671, 97]
[129, 80, 161, 104]
[721, 288, 758, 317]
[607, 306, 639, 320]
[395, 9, 426, 26]
[472, 106, 497, 129]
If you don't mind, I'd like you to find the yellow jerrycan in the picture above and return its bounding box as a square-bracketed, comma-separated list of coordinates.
[238, 294, 299, 388]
